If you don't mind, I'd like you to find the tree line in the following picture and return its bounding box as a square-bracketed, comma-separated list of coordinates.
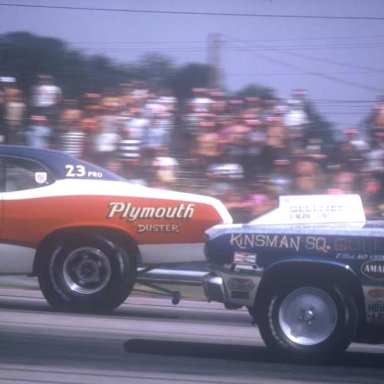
[0, 32, 271, 100]
[0, 31, 334, 147]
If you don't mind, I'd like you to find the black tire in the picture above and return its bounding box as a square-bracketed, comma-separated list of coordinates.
[247, 306, 258, 323]
[257, 279, 358, 360]
[38, 234, 136, 313]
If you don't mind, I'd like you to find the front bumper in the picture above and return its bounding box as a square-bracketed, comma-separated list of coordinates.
[203, 274, 226, 303]
[202, 268, 262, 307]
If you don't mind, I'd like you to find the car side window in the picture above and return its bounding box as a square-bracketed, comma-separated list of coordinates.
[4, 158, 54, 192]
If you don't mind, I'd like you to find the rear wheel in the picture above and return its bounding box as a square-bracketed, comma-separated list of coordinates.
[38, 234, 136, 313]
[257, 279, 358, 360]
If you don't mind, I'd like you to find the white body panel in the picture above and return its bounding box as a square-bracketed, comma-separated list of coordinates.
[0, 244, 35, 274]
[138, 243, 205, 264]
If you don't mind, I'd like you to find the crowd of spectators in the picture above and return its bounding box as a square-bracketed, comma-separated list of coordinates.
[1, 75, 384, 221]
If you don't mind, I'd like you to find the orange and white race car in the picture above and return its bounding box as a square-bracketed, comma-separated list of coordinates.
[0, 146, 232, 312]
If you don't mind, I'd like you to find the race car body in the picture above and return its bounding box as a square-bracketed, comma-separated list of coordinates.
[0, 145, 232, 312]
[203, 194, 384, 358]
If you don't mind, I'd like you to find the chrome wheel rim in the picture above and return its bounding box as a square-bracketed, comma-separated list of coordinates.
[278, 287, 338, 346]
[63, 247, 112, 294]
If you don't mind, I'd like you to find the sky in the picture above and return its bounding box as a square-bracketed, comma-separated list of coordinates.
[0, 0, 384, 131]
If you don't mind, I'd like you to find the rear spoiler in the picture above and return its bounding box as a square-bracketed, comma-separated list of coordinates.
[250, 194, 366, 226]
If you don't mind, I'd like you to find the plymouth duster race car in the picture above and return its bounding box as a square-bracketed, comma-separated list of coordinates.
[203, 194, 384, 358]
[0, 145, 231, 312]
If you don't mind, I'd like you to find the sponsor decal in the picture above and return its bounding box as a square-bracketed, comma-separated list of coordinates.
[229, 234, 384, 256]
[336, 253, 359, 260]
[35, 172, 47, 184]
[230, 234, 329, 253]
[137, 224, 180, 233]
[336, 253, 369, 260]
[289, 203, 343, 221]
[334, 237, 383, 253]
[230, 234, 301, 252]
[363, 286, 384, 323]
[368, 302, 384, 313]
[233, 251, 262, 272]
[336, 253, 384, 261]
[361, 260, 384, 280]
[368, 288, 384, 299]
[234, 251, 257, 265]
[108, 202, 195, 222]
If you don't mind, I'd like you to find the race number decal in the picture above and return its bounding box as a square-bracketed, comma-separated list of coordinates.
[65, 164, 86, 177]
[65, 164, 103, 178]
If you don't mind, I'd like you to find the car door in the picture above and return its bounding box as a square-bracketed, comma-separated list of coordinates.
[0, 156, 54, 274]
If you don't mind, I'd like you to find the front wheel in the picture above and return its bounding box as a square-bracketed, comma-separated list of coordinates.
[38, 234, 136, 313]
[257, 280, 358, 360]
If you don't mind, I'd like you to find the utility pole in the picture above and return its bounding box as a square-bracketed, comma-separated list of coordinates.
[207, 33, 223, 90]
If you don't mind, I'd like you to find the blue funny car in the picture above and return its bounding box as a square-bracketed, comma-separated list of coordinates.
[203, 194, 384, 359]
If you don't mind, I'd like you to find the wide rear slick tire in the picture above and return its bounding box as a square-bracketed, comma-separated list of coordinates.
[38, 235, 136, 313]
[257, 280, 358, 360]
